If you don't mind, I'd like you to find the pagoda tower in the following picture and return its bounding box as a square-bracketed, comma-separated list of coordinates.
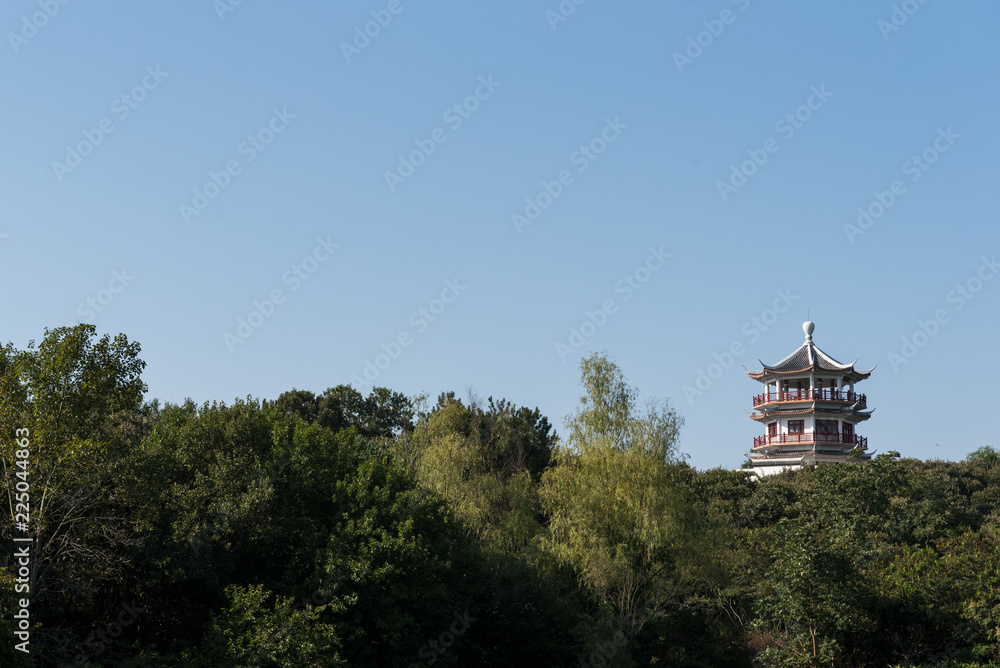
[746, 321, 875, 477]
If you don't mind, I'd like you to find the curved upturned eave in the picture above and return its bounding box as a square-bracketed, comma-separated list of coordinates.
[747, 363, 873, 382]
[750, 408, 872, 422]
[746, 337, 872, 382]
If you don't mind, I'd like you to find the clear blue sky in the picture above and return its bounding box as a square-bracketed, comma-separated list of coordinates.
[2, 0, 997, 470]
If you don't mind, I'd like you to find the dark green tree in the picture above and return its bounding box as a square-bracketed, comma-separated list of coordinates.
[274, 385, 413, 438]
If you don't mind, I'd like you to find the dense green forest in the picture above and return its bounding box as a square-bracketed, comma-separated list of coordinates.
[2, 325, 999, 667]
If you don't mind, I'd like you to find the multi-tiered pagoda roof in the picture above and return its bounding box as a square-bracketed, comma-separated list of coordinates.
[745, 321, 875, 477]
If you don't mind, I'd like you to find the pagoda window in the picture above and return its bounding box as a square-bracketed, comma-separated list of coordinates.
[768, 422, 777, 437]
[788, 420, 804, 435]
[815, 419, 838, 442]
[842, 422, 854, 443]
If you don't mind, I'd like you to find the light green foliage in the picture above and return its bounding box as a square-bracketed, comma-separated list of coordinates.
[967, 446, 1000, 466]
[564, 352, 682, 461]
[538, 353, 717, 651]
[405, 392, 554, 553]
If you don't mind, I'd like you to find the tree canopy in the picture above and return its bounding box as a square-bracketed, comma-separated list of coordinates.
[2, 334, 998, 667]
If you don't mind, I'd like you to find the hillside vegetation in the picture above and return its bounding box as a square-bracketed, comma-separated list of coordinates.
[2, 325, 999, 667]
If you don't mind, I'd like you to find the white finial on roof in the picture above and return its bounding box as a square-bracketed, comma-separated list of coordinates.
[803, 321, 815, 341]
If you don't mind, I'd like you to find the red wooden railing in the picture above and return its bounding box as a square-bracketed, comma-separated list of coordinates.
[752, 389, 866, 407]
[753, 433, 867, 449]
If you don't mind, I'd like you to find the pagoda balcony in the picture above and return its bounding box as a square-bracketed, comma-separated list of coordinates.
[753, 433, 868, 449]
[752, 389, 866, 408]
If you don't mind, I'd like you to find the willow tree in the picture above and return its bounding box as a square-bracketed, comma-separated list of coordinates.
[538, 353, 720, 649]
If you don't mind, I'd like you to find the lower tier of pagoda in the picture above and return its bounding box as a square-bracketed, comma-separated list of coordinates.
[748, 448, 872, 476]
[753, 433, 867, 449]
